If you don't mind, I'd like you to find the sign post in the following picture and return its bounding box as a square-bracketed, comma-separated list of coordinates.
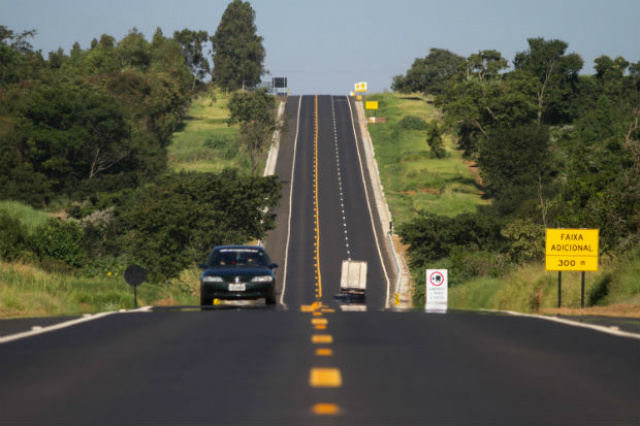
[365, 101, 378, 119]
[425, 269, 448, 314]
[124, 264, 147, 308]
[545, 229, 599, 308]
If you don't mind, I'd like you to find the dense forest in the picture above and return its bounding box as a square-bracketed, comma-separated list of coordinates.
[0, 1, 278, 284]
[393, 40, 640, 287]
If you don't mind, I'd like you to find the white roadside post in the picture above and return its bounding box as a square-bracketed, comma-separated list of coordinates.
[425, 269, 448, 314]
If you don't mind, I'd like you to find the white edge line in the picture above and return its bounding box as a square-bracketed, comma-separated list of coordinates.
[279, 96, 303, 308]
[346, 96, 392, 309]
[0, 307, 152, 345]
[483, 309, 640, 340]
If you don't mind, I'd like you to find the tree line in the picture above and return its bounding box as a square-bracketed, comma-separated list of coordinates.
[0, 0, 277, 283]
[393, 39, 640, 288]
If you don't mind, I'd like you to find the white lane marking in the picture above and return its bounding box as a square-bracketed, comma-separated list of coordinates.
[331, 96, 351, 260]
[279, 96, 303, 308]
[0, 306, 154, 344]
[346, 96, 392, 308]
[0, 312, 113, 344]
[484, 309, 640, 340]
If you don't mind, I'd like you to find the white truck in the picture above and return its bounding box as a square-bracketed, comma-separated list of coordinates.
[334, 260, 367, 303]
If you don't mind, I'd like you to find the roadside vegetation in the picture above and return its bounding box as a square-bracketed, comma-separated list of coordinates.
[365, 93, 488, 224]
[169, 92, 244, 173]
[0, 0, 280, 318]
[373, 42, 639, 316]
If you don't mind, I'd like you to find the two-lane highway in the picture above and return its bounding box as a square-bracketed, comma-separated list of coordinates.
[266, 95, 390, 310]
[1, 94, 639, 425]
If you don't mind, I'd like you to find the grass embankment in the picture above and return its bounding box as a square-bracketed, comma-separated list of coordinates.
[364, 93, 488, 226]
[0, 201, 202, 318]
[0, 261, 199, 319]
[169, 92, 263, 174]
[0, 93, 254, 319]
[365, 92, 639, 317]
[449, 249, 640, 317]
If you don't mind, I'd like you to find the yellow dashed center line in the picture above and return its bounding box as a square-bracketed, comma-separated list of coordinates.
[306, 96, 342, 417]
[309, 368, 342, 387]
[315, 348, 333, 357]
[311, 334, 333, 344]
[312, 403, 341, 415]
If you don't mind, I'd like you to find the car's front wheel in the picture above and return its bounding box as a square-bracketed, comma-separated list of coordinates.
[200, 294, 213, 307]
[265, 291, 276, 306]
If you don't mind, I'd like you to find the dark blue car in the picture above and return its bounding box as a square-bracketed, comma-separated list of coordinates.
[199, 245, 278, 306]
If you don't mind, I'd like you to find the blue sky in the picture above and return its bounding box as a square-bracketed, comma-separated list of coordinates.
[2, 0, 639, 94]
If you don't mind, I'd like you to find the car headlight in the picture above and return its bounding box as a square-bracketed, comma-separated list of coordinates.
[251, 275, 273, 283]
[202, 276, 224, 283]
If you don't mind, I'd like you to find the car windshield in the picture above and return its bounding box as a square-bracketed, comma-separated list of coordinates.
[208, 248, 268, 267]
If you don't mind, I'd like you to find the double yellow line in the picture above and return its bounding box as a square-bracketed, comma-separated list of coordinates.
[314, 95, 322, 300]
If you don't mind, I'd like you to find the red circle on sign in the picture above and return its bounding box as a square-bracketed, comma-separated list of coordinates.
[429, 271, 444, 287]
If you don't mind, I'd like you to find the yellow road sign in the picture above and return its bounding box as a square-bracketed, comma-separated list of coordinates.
[365, 101, 379, 110]
[545, 228, 599, 271]
[355, 82, 367, 92]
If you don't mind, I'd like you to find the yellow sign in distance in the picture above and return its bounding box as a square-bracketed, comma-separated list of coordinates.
[545, 228, 599, 271]
[365, 101, 379, 110]
[354, 82, 367, 92]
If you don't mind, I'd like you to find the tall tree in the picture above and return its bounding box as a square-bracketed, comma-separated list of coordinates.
[392, 48, 465, 95]
[211, 0, 265, 91]
[436, 50, 536, 158]
[514, 38, 583, 125]
[174, 29, 210, 91]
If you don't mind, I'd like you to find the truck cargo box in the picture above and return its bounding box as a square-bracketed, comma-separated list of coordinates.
[334, 260, 367, 304]
[340, 260, 367, 292]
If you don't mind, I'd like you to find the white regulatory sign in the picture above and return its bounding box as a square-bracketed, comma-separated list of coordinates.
[425, 269, 448, 314]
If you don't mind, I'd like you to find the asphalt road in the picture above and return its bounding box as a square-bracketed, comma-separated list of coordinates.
[1, 95, 638, 425]
[0, 309, 638, 425]
[265, 95, 392, 311]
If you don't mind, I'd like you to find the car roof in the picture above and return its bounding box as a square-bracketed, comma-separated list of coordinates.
[212, 245, 265, 251]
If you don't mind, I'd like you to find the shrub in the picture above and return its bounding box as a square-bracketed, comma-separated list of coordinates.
[450, 247, 508, 285]
[203, 135, 238, 160]
[426, 120, 446, 158]
[30, 219, 86, 269]
[398, 115, 428, 130]
[0, 211, 29, 261]
[114, 170, 281, 283]
[399, 211, 506, 269]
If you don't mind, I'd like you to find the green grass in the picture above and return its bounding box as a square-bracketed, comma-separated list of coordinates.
[168, 93, 249, 173]
[0, 201, 52, 231]
[0, 260, 199, 318]
[365, 92, 488, 226]
[447, 248, 640, 315]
